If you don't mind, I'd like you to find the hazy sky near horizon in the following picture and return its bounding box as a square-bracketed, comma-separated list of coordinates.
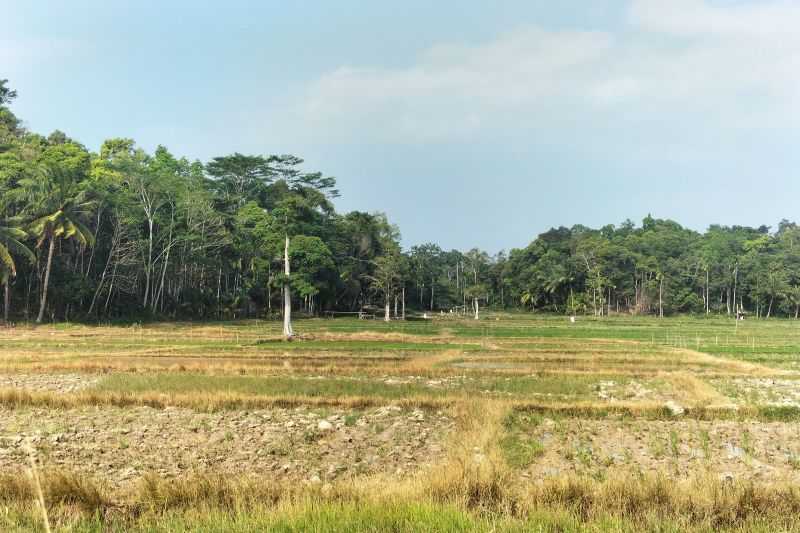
[4, 0, 800, 252]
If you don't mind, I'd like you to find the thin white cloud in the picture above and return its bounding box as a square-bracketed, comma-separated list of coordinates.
[288, 0, 800, 145]
[629, 0, 800, 37]
[0, 37, 85, 72]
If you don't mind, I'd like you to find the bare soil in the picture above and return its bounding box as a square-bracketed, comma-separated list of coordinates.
[711, 378, 800, 407]
[518, 417, 800, 483]
[0, 404, 453, 488]
[0, 373, 100, 393]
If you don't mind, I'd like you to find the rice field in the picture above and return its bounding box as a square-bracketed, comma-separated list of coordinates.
[2, 313, 800, 531]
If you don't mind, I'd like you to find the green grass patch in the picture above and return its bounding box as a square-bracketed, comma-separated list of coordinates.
[254, 339, 478, 352]
[94, 374, 446, 400]
[93, 373, 619, 402]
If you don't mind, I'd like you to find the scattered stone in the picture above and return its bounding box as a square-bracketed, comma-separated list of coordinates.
[726, 444, 745, 460]
[0, 404, 450, 489]
[664, 401, 685, 416]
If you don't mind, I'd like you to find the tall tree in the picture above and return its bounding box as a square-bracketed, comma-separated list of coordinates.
[0, 221, 34, 321]
[22, 163, 95, 322]
[206, 153, 273, 207]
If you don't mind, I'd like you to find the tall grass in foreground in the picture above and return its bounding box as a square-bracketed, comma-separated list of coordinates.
[0, 397, 799, 531]
[3, 470, 800, 532]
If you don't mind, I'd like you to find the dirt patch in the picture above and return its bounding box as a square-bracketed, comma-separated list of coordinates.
[596, 379, 673, 403]
[380, 375, 470, 389]
[711, 378, 800, 407]
[316, 331, 431, 343]
[0, 373, 100, 393]
[0, 405, 452, 488]
[515, 418, 800, 483]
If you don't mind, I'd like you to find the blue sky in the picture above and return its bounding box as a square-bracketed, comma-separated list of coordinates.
[4, 0, 800, 252]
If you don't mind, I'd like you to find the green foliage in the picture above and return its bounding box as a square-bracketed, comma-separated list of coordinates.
[4, 81, 800, 323]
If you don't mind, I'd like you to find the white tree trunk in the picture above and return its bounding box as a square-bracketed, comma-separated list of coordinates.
[384, 293, 390, 322]
[143, 217, 154, 308]
[283, 235, 293, 339]
[473, 297, 479, 320]
[153, 216, 174, 313]
[36, 237, 56, 324]
[3, 280, 9, 322]
[402, 287, 406, 320]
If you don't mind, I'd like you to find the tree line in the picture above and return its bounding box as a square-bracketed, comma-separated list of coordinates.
[3, 79, 800, 329]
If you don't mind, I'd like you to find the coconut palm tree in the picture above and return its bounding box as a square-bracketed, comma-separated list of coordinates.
[0, 222, 34, 321]
[19, 166, 94, 323]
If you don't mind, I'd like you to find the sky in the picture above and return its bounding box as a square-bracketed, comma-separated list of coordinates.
[4, 0, 800, 253]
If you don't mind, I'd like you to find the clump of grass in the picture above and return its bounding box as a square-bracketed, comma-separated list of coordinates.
[344, 412, 361, 426]
[43, 470, 108, 513]
[575, 443, 593, 468]
[500, 434, 545, 469]
[497, 410, 547, 468]
[0, 472, 34, 502]
[741, 428, 755, 457]
[649, 436, 666, 459]
[135, 473, 282, 511]
[525, 474, 800, 529]
[0, 470, 109, 514]
[303, 429, 322, 444]
[669, 430, 681, 458]
[699, 429, 711, 460]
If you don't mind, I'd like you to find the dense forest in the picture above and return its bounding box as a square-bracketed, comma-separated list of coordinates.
[2, 78, 800, 326]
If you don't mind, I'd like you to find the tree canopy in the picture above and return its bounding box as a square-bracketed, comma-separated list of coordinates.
[2, 79, 800, 322]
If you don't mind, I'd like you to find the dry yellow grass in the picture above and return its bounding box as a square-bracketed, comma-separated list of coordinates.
[3, 318, 800, 529]
[0, 387, 456, 411]
[673, 347, 784, 376]
[663, 371, 733, 407]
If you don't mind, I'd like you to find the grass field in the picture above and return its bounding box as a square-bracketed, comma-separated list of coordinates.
[2, 313, 800, 531]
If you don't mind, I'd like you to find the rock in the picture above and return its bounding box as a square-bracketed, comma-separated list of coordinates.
[726, 443, 745, 459]
[664, 401, 685, 416]
[720, 471, 735, 483]
[542, 467, 561, 477]
[317, 420, 334, 432]
[309, 474, 322, 484]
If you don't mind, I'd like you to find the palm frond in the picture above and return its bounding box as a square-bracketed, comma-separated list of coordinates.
[0, 226, 27, 240]
[0, 245, 15, 275]
[3, 238, 35, 264]
[71, 218, 95, 247]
